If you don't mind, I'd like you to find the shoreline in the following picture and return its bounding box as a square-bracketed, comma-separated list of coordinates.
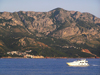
[0, 56, 100, 59]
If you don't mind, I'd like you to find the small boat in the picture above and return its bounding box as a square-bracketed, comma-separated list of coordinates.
[67, 59, 89, 67]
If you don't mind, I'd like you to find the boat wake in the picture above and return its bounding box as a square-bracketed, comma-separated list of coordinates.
[92, 64, 100, 66]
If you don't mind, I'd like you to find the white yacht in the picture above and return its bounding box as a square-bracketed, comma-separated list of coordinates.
[67, 59, 89, 67]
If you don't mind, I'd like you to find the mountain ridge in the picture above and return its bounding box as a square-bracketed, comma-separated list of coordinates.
[0, 8, 100, 58]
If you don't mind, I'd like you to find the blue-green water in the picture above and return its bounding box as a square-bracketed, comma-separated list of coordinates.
[0, 58, 100, 75]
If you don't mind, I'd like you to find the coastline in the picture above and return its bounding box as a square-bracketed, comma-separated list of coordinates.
[0, 56, 100, 59]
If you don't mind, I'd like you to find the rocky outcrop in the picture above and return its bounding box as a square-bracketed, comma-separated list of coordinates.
[19, 38, 26, 46]
[18, 37, 50, 48]
[0, 40, 4, 46]
[82, 49, 92, 54]
[81, 49, 97, 56]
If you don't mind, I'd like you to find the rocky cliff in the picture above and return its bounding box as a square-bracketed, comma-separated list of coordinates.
[0, 8, 100, 57]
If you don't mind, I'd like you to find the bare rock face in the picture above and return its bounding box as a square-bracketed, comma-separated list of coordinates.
[32, 17, 54, 35]
[52, 26, 80, 38]
[62, 26, 80, 37]
[18, 37, 50, 49]
[1, 12, 12, 19]
[18, 37, 36, 46]
[0, 40, 4, 46]
[0, 7, 100, 47]
[81, 49, 97, 56]
[19, 38, 26, 46]
[0, 12, 23, 26]
[73, 11, 82, 19]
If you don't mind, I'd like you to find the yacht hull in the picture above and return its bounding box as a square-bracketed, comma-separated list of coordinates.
[67, 62, 89, 67]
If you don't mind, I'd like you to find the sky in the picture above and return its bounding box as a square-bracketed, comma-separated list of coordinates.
[0, 0, 100, 18]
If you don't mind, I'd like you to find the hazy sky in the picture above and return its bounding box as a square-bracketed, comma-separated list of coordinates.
[0, 0, 100, 18]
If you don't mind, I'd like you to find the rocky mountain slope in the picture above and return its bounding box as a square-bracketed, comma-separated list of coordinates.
[0, 8, 100, 57]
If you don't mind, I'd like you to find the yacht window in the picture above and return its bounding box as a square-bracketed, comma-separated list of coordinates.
[80, 62, 84, 63]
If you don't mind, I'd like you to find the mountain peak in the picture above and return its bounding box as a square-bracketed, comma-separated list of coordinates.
[50, 7, 66, 12]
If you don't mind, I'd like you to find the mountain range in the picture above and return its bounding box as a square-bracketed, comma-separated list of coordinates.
[0, 8, 100, 58]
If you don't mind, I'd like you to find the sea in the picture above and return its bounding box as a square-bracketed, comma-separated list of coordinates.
[0, 58, 100, 75]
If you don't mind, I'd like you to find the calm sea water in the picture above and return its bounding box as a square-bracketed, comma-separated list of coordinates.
[0, 58, 100, 75]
